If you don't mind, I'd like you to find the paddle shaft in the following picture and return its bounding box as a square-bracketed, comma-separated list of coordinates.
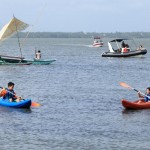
[131, 87, 139, 92]
[120, 83, 150, 99]
[128, 86, 149, 98]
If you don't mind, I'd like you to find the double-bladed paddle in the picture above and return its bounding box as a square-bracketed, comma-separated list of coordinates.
[119, 82, 150, 99]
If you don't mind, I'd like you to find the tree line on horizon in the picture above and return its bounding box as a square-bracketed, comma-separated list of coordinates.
[15, 32, 150, 38]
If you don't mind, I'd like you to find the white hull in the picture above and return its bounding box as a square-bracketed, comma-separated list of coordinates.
[93, 43, 103, 47]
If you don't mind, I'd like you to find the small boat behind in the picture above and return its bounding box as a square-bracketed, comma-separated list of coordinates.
[23, 49, 56, 65]
[24, 59, 56, 65]
[102, 38, 147, 57]
[0, 55, 56, 65]
[122, 99, 150, 109]
[93, 36, 103, 47]
[0, 98, 31, 109]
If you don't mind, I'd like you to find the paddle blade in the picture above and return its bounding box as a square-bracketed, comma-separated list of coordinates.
[119, 82, 132, 90]
[31, 102, 41, 107]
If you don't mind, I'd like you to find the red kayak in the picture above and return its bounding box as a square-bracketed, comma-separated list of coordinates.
[122, 99, 150, 109]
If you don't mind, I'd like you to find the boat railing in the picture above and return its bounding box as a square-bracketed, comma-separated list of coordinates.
[0, 55, 24, 60]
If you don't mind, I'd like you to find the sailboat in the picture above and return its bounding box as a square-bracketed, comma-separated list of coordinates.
[0, 16, 32, 65]
[0, 16, 56, 65]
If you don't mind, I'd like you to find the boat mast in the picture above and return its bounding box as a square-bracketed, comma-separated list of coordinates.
[13, 15, 23, 59]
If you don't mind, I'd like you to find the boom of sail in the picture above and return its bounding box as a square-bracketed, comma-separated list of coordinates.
[0, 17, 29, 42]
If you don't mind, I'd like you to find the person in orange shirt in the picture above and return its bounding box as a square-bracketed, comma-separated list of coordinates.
[0, 82, 21, 102]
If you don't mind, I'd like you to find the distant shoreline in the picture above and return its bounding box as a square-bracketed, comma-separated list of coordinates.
[15, 32, 150, 38]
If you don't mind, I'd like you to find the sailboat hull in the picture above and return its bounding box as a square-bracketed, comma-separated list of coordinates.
[0, 55, 31, 65]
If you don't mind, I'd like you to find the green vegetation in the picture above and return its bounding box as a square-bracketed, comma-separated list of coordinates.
[16, 32, 150, 38]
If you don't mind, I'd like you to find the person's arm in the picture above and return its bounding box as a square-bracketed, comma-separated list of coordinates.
[14, 92, 22, 100]
[138, 92, 144, 98]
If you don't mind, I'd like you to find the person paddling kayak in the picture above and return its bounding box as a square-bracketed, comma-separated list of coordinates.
[0, 82, 21, 102]
[138, 87, 150, 102]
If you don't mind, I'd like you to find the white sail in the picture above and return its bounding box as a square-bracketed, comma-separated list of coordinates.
[0, 17, 29, 41]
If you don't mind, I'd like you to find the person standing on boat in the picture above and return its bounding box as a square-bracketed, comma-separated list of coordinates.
[138, 87, 150, 102]
[35, 50, 41, 60]
[0, 82, 21, 102]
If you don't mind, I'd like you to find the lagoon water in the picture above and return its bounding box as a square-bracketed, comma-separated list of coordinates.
[0, 38, 150, 150]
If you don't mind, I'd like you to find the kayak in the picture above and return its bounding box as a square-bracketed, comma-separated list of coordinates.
[122, 99, 150, 109]
[0, 98, 31, 108]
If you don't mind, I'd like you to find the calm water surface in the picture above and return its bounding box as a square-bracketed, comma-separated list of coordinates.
[0, 38, 150, 150]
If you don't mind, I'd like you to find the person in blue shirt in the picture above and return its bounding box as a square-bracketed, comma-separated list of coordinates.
[0, 82, 21, 102]
[138, 87, 150, 102]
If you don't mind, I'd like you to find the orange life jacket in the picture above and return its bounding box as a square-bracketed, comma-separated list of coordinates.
[123, 47, 128, 53]
[0, 89, 7, 97]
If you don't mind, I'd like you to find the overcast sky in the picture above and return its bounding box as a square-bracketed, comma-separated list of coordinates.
[0, 0, 149, 32]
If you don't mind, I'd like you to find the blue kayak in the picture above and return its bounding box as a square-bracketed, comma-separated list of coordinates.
[0, 98, 31, 108]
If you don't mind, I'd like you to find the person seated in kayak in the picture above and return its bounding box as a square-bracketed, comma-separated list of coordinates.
[0, 82, 21, 102]
[35, 50, 41, 60]
[138, 87, 150, 103]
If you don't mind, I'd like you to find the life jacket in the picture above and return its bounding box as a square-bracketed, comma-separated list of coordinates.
[0, 89, 7, 97]
[123, 47, 128, 53]
[3, 89, 16, 101]
[144, 94, 150, 102]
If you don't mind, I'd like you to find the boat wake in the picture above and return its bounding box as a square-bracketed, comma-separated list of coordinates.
[51, 44, 93, 47]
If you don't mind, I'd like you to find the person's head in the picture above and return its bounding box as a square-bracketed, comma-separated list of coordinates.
[146, 87, 150, 94]
[38, 50, 41, 53]
[8, 82, 15, 90]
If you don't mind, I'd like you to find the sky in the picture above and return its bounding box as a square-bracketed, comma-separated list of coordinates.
[0, 0, 150, 32]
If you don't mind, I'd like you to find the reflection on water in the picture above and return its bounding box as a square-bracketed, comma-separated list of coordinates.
[122, 109, 142, 114]
[122, 108, 150, 116]
[0, 106, 32, 114]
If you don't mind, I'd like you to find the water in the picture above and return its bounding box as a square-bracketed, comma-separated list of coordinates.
[0, 38, 150, 150]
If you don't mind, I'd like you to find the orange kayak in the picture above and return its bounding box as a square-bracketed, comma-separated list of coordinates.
[122, 99, 150, 109]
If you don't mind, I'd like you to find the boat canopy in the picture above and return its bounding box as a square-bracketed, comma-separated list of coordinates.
[108, 42, 114, 52]
[110, 38, 128, 42]
[0, 17, 29, 42]
[94, 36, 101, 39]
